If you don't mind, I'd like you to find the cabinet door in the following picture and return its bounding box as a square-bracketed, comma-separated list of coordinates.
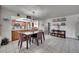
[12, 31, 18, 41]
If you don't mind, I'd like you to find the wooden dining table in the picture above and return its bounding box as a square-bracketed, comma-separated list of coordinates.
[20, 31, 45, 49]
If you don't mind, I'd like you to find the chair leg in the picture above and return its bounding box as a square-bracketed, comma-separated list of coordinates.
[43, 32, 45, 40]
[36, 39, 39, 46]
[18, 40, 21, 46]
[41, 38, 42, 44]
[20, 41, 22, 49]
[18, 40, 20, 46]
[29, 38, 31, 45]
[32, 38, 34, 43]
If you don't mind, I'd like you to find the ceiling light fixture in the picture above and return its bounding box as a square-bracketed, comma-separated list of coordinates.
[32, 10, 35, 20]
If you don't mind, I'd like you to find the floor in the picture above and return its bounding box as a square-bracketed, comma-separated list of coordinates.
[0, 35, 79, 53]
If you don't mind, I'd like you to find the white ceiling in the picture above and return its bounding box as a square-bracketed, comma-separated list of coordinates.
[2, 5, 79, 20]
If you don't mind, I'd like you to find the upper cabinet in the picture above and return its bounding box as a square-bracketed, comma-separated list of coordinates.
[53, 17, 66, 22]
[11, 17, 39, 30]
[52, 17, 66, 26]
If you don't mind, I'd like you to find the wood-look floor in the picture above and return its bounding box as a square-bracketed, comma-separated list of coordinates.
[0, 35, 79, 53]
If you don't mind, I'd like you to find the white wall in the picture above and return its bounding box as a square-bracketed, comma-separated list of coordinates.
[43, 14, 79, 39]
[0, 6, 1, 43]
[75, 21, 79, 38]
[34, 20, 38, 28]
[38, 20, 44, 31]
[0, 6, 1, 27]
[0, 7, 26, 41]
[61, 15, 78, 39]
[0, 6, 1, 23]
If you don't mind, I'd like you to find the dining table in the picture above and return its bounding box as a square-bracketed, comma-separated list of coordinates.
[19, 31, 45, 49]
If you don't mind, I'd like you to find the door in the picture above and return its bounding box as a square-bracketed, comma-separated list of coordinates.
[48, 22, 50, 35]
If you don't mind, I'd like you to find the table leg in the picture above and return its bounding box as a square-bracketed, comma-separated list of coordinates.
[26, 37, 28, 49]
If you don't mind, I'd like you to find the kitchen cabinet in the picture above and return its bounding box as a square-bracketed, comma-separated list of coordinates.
[12, 31, 19, 41]
[12, 30, 38, 41]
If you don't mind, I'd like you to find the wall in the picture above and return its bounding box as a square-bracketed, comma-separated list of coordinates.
[0, 6, 1, 43]
[43, 14, 79, 39]
[33, 20, 38, 28]
[0, 6, 1, 21]
[38, 20, 44, 30]
[0, 7, 26, 41]
[0, 6, 1, 36]
[75, 21, 79, 38]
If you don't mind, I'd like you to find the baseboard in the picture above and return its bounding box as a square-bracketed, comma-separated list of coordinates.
[66, 37, 78, 40]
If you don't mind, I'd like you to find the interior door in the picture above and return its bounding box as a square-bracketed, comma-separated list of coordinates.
[48, 22, 50, 35]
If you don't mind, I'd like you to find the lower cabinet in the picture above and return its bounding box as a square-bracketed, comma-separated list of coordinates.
[12, 31, 19, 41]
[50, 30, 66, 38]
[12, 30, 36, 41]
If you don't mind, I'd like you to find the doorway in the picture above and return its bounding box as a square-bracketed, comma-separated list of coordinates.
[48, 22, 50, 35]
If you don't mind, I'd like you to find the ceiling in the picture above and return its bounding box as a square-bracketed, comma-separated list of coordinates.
[2, 5, 79, 20]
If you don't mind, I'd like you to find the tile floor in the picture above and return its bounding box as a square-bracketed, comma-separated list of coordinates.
[0, 35, 79, 53]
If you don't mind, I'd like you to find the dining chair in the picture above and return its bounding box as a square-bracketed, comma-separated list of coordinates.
[18, 33, 26, 49]
[31, 32, 43, 46]
[42, 32, 45, 40]
[18, 33, 31, 49]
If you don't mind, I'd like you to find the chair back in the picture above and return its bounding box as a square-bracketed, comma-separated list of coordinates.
[19, 33, 26, 41]
[37, 32, 42, 39]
